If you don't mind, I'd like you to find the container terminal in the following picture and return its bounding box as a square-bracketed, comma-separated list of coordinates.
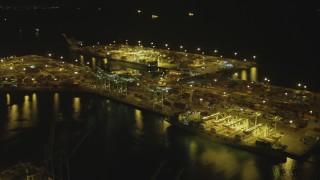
[1, 41, 320, 162]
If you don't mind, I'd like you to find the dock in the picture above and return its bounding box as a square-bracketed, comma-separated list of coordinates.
[1, 51, 319, 159]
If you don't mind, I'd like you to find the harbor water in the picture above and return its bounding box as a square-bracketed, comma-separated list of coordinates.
[0, 92, 320, 179]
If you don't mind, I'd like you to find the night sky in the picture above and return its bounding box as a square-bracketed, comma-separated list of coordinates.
[1, 0, 320, 90]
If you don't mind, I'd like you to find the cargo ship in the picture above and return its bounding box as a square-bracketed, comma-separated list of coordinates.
[164, 111, 288, 160]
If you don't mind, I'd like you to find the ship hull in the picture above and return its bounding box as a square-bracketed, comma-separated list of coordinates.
[166, 118, 287, 161]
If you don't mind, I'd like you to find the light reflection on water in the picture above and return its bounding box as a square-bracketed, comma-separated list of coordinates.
[32, 93, 37, 120]
[73, 97, 81, 119]
[0, 92, 319, 179]
[6, 93, 10, 105]
[53, 93, 59, 114]
[22, 95, 30, 120]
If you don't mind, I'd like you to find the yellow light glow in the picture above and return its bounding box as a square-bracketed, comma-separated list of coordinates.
[73, 97, 81, 113]
[32, 93, 37, 117]
[6, 93, 10, 105]
[92, 57, 96, 69]
[54, 93, 59, 114]
[188, 140, 197, 161]
[250, 67, 257, 82]
[241, 70, 247, 80]
[80, 55, 84, 64]
[135, 109, 143, 130]
[9, 104, 19, 122]
[241, 159, 260, 179]
[22, 95, 30, 120]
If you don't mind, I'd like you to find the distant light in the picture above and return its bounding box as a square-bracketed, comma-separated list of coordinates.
[298, 83, 301, 87]
[9, 67, 13, 70]
[188, 12, 194, 16]
[137, 9, 142, 13]
[48, 53, 52, 57]
[180, 45, 183, 49]
[45, 64, 48, 67]
[152, 15, 158, 19]
[197, 48, 200, 51]
[74, 71, 78, 74]
[23, 68, 26, 71]
[165, 44, 168, 47]
[289, 120, 293, 123]
[60, 56, 63, 59]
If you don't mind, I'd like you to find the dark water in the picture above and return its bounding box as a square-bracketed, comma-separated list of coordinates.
[1, 92, 320, 179]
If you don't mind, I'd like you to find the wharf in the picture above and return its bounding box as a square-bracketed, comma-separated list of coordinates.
[1, 55, 319, 160]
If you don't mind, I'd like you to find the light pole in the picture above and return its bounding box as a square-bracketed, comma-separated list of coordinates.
[214, 50, 218, 56]
[253, 55, 256, 62]
[234, 52, 237, 59]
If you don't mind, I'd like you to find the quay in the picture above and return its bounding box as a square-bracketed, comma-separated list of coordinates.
[1, 53, 320, 160]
